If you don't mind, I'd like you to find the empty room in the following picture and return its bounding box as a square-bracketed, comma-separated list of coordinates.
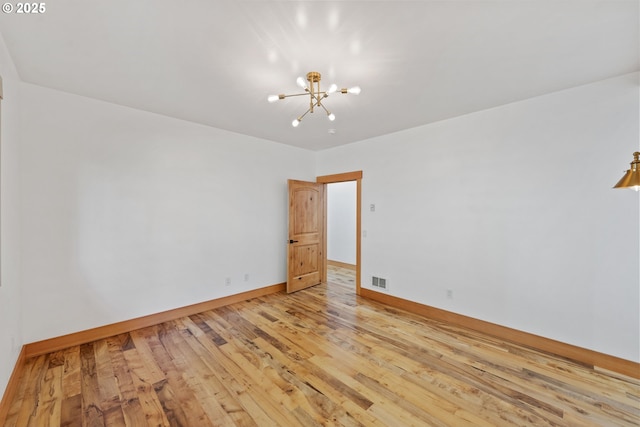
[0, 1, 639, 426]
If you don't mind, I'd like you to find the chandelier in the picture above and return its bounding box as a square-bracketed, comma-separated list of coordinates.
[268, 71, 360, 127]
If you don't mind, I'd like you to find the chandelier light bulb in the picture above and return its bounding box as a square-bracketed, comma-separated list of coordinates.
[296, 76, 307, 89]
[328, 113, 336, 121]
[267, 95, 279, 103]
[292, 119, 300, 127]
[328, 84, 337, 94]
[348, 86, 361, 95]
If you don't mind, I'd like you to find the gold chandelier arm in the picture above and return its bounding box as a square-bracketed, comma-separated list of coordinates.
[279, 91, 329, 101]
[296, 95, 333, 124]
[317, 99, 331, 115]
[309, 92, 328, 105]
[280, 92, 311, 99]
[293, 95, 328, 125]
[297, 106, 313, 121]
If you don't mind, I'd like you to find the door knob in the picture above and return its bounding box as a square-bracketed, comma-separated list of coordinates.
[289, 239, 299, 244]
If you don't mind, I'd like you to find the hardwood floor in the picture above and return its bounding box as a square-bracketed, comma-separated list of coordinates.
[327, 263, 356, 288]
[5, 276, 639, 426]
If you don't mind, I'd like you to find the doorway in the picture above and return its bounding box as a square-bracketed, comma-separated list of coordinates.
[326, 181, 357, 289]
[316, 171, 362, 295]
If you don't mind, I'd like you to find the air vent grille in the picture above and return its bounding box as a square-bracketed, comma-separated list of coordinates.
[371, 276, 387, 290]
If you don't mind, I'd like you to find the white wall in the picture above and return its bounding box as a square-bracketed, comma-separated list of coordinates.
[317, 73, 640, 363]
[1, 55, 637, 405]
[327, 182, 357, 265]
[19, 84, 315, 343]
[0, 33, 23, 398]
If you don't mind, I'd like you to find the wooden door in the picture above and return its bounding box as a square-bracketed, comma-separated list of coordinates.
[287, 179, 326, 293]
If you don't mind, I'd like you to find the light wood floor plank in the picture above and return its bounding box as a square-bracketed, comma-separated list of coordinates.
[121, 347, 171, 427]
[5, 267, 640, 426]
[4, 355, 43, 427]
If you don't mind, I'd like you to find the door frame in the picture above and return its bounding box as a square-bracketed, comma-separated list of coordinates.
[316, 171, 362, 295]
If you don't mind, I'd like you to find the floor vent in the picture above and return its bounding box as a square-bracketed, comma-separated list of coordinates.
[372, 276, 387, 290]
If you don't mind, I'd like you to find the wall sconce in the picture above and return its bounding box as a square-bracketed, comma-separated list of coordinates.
[613, 152, 640, 191]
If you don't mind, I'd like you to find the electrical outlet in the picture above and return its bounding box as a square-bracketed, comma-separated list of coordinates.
[225, 277, 231, 286]
[446, 289, 453, 299]
[244, 273, 249, 282]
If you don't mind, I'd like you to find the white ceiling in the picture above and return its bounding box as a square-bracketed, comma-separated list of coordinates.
[0, 1, 638, 150]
